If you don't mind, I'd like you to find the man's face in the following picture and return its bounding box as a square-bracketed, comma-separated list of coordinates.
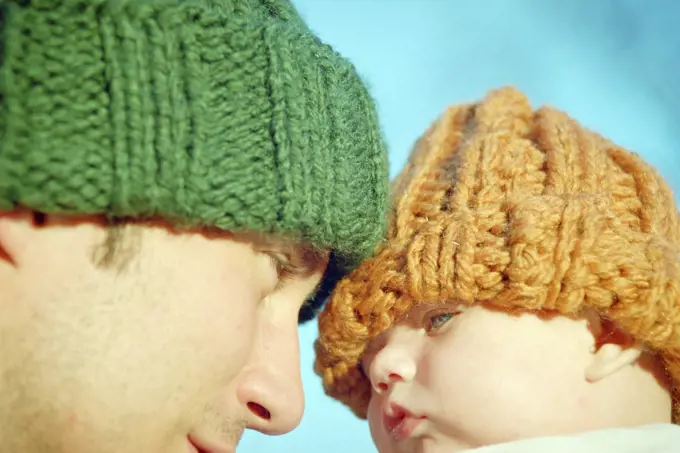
[0, 211, 326, 453]
[362, 303, 617, 453]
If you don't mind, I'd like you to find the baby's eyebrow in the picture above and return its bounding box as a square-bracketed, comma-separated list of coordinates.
[395, 304, 429, 327]
[398, 301, 464, 325]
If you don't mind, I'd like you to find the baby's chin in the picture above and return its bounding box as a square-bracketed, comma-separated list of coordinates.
[369, 418, 475, 453]
[372, 436, 475, 453]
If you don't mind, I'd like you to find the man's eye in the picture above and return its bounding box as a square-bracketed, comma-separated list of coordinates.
[267, 252, 293, 287]
[277, 265, 293, 282]
[425, 312, 456, 333]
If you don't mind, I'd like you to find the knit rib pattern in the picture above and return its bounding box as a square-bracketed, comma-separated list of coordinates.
[0, 0, 389, 312]
[315, 87, 680, 419]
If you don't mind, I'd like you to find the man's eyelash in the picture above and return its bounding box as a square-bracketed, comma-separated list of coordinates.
[268, 253, 293, 281]
[277, 263, 293, 281]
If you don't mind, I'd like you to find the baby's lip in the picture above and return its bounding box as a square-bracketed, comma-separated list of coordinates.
[381, 402, 427, 441]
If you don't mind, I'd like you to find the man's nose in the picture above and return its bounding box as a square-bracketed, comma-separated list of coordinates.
[368, 329, 419, 395]
[237, 320, 305, 435]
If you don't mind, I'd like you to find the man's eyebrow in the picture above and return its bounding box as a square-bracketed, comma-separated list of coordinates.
[284, 244, 330, 277]
[242, 230, 329, 277]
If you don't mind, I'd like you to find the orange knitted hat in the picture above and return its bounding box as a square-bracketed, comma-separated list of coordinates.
[314, 87, 680, 420]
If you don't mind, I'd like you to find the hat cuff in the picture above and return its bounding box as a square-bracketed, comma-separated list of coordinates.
[0, 0, 388, 269]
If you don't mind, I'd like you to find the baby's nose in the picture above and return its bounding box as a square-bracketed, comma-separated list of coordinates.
[369, 342, 417, 394]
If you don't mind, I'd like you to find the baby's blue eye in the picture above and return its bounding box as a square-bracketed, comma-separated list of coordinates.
[426, 312, 455, 332]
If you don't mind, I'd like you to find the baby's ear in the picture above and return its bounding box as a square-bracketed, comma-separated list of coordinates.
[584, 314, 642, 382]
[585, 342, 643, 382]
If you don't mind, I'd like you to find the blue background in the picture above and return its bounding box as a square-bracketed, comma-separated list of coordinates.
[241, 1, 680, 452]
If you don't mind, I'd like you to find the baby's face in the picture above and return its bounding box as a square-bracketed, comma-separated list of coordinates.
[362, 303, 606, 453]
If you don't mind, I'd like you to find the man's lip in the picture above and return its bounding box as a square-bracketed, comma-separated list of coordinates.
[188, 434, 234, 453]
[381, 402, 426, 441]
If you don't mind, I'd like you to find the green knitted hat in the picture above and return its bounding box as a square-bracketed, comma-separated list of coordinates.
[0, 0, 389, 321]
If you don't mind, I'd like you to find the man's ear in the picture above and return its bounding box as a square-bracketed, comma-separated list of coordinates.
[585, 342, 643, 382]
[0, 210, 43, 265]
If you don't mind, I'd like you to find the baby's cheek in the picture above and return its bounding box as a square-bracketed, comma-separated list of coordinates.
[422, 337, 504, 411]
[367, 393, 389, 451]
